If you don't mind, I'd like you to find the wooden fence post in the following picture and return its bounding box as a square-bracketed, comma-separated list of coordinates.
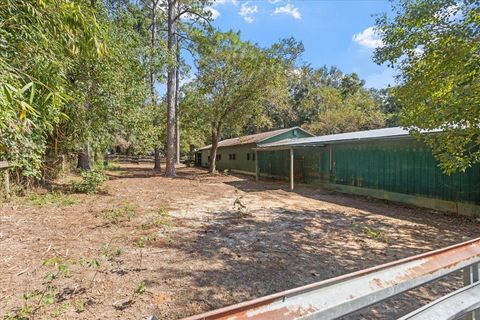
[0, 161, 10, 198]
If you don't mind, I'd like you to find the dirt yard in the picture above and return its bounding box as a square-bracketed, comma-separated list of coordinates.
[1, 163, 479, 319]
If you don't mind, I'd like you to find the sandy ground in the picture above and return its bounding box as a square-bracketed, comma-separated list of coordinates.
[0, 163, 479, 319]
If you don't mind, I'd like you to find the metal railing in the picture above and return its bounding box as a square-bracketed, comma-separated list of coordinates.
[183, 237, 480, 320]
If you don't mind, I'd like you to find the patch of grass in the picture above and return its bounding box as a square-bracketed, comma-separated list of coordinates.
[71, 170, 108, 194]
[103, 204, 136, 225]
[94, 161, 120, 171]
[134, 233, 159, 248]
[140, 209, 170, 230]
[26, 192, 76, 206]
[73, 299, 86, 313]
[351, 222, 389, 243]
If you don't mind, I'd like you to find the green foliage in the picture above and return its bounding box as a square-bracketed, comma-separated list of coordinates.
[374, 0, 480, 174]
[188, 30, 289, 171]
[73, 299, 86, 313]
[140, 209, 170, 230]
[134, 209, 172, 247]
[103, 204, 137, 224]
[26, 192, 76, 206]
[304, 88, 386, 135]
[351, 222, 389, 243]
[0, 0, 104, 181]
[135, 233, 158, 248]
[71, 170, 108, 194]
[1, 0, 153, 185]
[134, 281, 146, 295]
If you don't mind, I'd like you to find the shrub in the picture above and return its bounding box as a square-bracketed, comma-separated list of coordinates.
[71, 170, 108, 194]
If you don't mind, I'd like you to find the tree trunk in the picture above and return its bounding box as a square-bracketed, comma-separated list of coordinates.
[150, 0, 157, 103]
[209, 129, 219, 173]
[150, 0, 161, 172]
[175, 39, 181, 165]
[165, 0, 177, 177]
[77, 144, 91, 170]
[153, 147, 161, 171]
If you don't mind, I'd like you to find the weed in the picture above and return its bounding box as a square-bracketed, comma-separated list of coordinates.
[135, 233, 158, 248]
[53, 302, 70, 317]
[140, 209, 170, 230]
[100, 242, 123, 260]
[351, 222, 389, 243]
[73, 299, 85, 313]
[103, 204, 136, 224]
[43, 257, 71, 277]
[6, 286, 58, 320]
[233, 197, 249, 216]
[134, 281, 146, 295]
[71, 170, 108, 194]
[26, 192, 76, 206]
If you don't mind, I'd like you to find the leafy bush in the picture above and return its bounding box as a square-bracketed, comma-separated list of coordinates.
[71, 170, 108, 194]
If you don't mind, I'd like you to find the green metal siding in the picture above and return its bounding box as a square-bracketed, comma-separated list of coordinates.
[258, 150, 290, 179]
[258, 138, 480, 206]
[328, 139, 480, 204]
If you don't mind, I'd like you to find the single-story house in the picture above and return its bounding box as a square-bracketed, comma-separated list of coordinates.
[194, 127, 314, 175]
[254, 127, 480, 216]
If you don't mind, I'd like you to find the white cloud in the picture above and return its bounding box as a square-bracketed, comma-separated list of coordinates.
[269, 0, 282, 4]
[352, 26, 384, 49]
[213, 0, 238, 6]
[206, 6, 220, 19]
[273, 3, 301, 19]
[239, 2, 258, 23]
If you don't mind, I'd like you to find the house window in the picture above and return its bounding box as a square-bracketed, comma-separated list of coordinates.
[247, 153, 250, 160]
[208, 156, 210, 161]
[229, 154, 232, 160]
[216, 154, 221, 161]
[232, 153, 236, 160]
[252, 152, 255, 161]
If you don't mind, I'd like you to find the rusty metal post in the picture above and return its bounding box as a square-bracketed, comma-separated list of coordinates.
[463, 263, 480, 320]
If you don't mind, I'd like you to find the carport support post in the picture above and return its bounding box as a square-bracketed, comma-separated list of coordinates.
[290, 148, 294, 191]
[463, 263, 480, 320]
[255, 150, 259, 181]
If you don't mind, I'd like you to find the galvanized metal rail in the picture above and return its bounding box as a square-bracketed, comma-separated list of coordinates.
[182, 237, 480, 320]
[399, 282, 480, 320]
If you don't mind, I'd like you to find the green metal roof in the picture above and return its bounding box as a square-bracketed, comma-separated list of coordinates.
[256, 127, 441, 150]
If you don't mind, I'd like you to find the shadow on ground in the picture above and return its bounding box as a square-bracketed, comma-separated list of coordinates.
[152, 194, 476, 319]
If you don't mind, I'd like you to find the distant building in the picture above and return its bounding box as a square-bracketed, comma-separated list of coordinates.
[194, 127, 313, 175]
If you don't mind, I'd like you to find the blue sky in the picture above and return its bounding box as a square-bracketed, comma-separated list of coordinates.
[205, 0, 396, 89]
